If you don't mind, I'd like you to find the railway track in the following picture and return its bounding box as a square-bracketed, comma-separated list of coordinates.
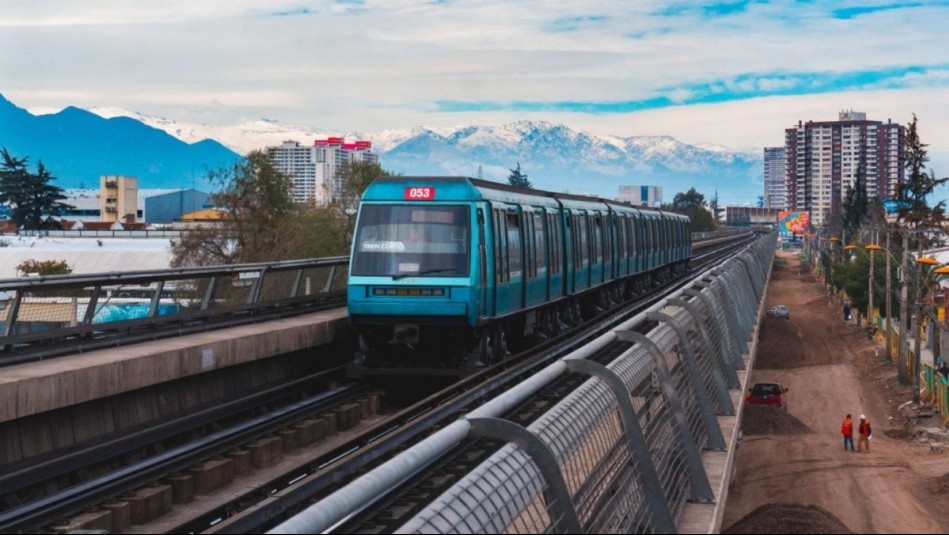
[0, 233, 756, 533]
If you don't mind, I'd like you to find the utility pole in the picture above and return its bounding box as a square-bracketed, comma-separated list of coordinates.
[868, 229, 875, 334]
[912, 235, 924, 403]
[884, 229, 892, 361]
[898, 231, 909, 385]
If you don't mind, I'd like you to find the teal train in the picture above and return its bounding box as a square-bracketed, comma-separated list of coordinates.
[347, 177, 691, 376]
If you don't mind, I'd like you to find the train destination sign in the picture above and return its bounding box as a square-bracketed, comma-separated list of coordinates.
[404, 187, 436, 200]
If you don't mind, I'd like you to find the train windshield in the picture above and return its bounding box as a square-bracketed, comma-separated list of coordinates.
[352, 205, 471, 278]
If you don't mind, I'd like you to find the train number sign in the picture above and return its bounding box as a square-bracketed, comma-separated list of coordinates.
[404, 187, 435, 200]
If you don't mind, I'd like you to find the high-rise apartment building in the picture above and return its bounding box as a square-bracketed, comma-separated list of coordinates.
[785, 110, 904, 227]
[267, 138, 380, 204]
[763, 147, 787, 210]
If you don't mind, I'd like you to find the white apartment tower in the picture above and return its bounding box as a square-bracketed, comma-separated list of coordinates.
[763, 147, 787, 210]
[618, 185, 663, 208]
[267, 138, 380, 204]
[785, 110, 904, 227]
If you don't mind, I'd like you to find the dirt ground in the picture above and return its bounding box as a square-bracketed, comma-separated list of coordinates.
[721, 249, 949, 534]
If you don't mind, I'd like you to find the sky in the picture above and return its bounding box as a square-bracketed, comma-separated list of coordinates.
[2, 0, 948, 172]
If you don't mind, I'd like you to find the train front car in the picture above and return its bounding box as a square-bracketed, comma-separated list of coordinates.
[347, 177, 483, 376]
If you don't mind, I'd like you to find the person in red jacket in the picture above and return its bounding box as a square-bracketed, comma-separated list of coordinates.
[841, 414, 855, 451]
[857, 414, 872, 452]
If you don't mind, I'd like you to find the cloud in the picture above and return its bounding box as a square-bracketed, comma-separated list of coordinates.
[831, 2, 926, 19]
[433, 65, 949, 114]
[0, 0, 946, 161]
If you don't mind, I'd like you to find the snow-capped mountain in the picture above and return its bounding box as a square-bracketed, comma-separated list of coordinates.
[22, 99, 763, 202]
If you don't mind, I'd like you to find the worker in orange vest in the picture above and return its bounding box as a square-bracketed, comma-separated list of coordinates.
[857, 414, 872, 452]
[841, 414, 855, 451]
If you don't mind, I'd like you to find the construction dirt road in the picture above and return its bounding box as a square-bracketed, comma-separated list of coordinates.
[721, 249, 949, 534]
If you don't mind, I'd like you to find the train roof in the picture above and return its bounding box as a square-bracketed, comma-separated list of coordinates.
[363, 176, 688, 221]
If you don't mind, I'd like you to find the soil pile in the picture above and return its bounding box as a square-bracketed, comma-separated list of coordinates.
[742, 406, 811, 435]
[929, 472, 949, 495]
[723, 503, 854, 534]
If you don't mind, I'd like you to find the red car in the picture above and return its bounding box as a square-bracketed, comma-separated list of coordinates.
[745, 382, 788, 410]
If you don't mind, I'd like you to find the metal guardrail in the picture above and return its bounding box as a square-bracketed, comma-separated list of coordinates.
[0, 257, 349, 364]
[269, 232, 776, 534]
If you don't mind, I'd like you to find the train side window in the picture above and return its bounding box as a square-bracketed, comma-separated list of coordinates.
[507, 212, 522, 276]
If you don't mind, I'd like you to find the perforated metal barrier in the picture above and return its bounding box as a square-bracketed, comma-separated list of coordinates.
[271, 233, 776, 535]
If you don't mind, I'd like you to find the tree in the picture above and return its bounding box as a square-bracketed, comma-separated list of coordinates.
[171, 150, 350, 266]
[334, 160, 396, 241]
[666, 187, 715, 232]
[17, 259, 72, 276]
[507, 163, 532, 189]
[0, 148, 73, 230]
[710, 190, 720, 221]
[841, 164, 869, 237]
[897, 114, 948, 232]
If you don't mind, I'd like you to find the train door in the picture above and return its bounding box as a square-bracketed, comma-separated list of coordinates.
[492, 206, 524, 315]
[477, 206, 492, 318]
[590, 213, 604, 285]
[549, 211, 564, 300]
[615, 213, 627, 277]
[574, 212, 591, 292]
[525, 209, 549, 307]
[563, 209, 576, 295]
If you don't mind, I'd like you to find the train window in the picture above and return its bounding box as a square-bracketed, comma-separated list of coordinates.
[351, 204, 470, 277]
[507, 212, 522, 276]
[534, 212, 546, 271]
[616, 216, 625, 258]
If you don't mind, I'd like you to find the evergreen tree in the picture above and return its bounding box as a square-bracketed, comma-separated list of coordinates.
[897, 114, 948, 231]
[0, 148, 73, 230]
[507, 162, 532, 189]
[841, 163, 868, 237]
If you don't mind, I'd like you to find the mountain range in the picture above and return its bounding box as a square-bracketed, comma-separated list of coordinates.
[0, 94, 239, 191]
[0, 93, 764, 203]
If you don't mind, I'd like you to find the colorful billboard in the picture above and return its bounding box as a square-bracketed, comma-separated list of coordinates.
[778, 211, 810, 236]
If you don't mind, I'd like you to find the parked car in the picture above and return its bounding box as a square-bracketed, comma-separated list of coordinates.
[745, 382, 788, 410]
[767, 304, 790, 319]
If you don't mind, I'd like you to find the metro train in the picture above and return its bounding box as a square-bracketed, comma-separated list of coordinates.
[346, 176, 691, 374]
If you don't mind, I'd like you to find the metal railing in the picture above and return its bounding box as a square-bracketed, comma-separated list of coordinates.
[270, 232, 775, 534]
[0, 257, 349, 365]
[0, 231, 741, 366]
